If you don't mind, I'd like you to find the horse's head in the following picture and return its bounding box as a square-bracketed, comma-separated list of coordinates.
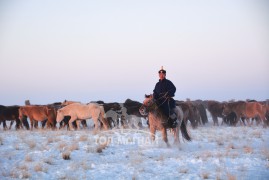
[139, 94, 155, 116]
[222, 103, 230, 116]
[56, 109, 64, 123]
[18, 107, 26, 121]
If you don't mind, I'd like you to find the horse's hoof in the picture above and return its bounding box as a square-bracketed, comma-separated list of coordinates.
[166, 143, 171, 148]
[174, 141, 180, 145]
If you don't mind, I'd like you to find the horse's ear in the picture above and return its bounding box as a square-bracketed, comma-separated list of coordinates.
[145, 94, 150, 98]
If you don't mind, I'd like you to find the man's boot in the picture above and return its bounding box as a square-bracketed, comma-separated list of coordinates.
[168, 111, 178, 128]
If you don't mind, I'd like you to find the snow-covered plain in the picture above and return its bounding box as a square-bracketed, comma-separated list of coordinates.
[0, 119, 269, 180]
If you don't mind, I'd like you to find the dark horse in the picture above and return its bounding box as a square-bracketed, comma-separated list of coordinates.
[0, 105, 29, 130]
[139, 95, 191, 147]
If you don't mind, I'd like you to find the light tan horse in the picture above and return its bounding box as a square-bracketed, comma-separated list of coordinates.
[139, 95, 191, 147]
[56, 103, 109, 131]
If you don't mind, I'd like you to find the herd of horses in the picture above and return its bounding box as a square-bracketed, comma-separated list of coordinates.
[0, 97, 268, 146]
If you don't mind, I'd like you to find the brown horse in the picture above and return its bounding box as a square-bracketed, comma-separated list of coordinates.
[223, 101, 267, 126]
[19, 105, 57, 130]
[206, 100, 226, 126]
[139, 95, 191, 147]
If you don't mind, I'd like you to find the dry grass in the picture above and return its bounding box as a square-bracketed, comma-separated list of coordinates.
[25, 154, 33, 162]
[9, 169, 31, 179]
[96, 142, 109, 153]
[69, 143, 79, 151]
[179, 168, 188, 174]
[34, 163, 43, 172]
[201, 172, 210, 179]
[14, 143, 20, 150]
[252, 130, 262, 138]
[19, 171, 31, 179]
[19, 164, 28, 171]
[62, 151, 71, 160]
[216, 138, 224, 146]
[47, 137, 54, 144]
[229, 152, 239, 159]
[227, 143, 236, 150]
[44, 157, 54, 165]
[226, 173, 236, 180]
[243, 146, 253, 154]
[81, 161, 91, 170]
[79, 134, 88, 141]
[58, 142, 68, 151]
[25, 140, 36, 149]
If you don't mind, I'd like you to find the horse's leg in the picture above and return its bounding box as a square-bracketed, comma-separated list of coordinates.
[46, 119, 50, 128]
[48, 118, 56, 130]
[68, 117, 77, 131]
[81, 120, 87, 129]
[234, 115, 241, 126]
[9, 120, 14, 130]
[213, 116, 218, 126]
[92, 117, 101, 133]
[134, 117, 140, 129]
[42, 120, 47, 129]
[76, 120, 81, 130]
[173, 127, 180, 145]
[34, 120, 38, 129]
[161, 128, 170, 147]
[21, 116, 29, 130]
[3, 120, 7, 130]
[99, 117, 109, 130]
[29, 119, 34, 130]
[246, 118, 251, 126]
[150, 126, 156, 141]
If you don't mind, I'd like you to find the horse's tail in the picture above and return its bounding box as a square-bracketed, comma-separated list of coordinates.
[180, 120, 191, 141]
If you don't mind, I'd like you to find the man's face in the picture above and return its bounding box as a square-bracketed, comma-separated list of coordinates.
[159, 72, 166, 80]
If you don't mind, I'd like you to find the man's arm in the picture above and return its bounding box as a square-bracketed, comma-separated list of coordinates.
[167, 80, 176, 97]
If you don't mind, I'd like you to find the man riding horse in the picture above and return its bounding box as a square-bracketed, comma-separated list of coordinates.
[153, 66, 178, 128]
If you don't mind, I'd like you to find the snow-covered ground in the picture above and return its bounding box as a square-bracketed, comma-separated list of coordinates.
[0, 120, 269, 180]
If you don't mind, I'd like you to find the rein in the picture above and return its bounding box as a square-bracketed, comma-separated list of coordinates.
[155, 90, 173, 108]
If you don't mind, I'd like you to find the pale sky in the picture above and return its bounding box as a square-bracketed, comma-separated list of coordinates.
[0, 0, 268, 105]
